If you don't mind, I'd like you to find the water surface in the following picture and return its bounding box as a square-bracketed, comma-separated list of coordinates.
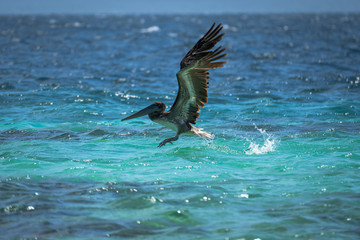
[1, 14, 360, 239]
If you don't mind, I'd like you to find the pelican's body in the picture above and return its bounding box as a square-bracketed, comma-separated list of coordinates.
[122, 23, 227, 147]
[151, 108, 212, 138]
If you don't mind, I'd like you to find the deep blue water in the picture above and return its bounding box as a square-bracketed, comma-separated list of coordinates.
[0, 14, 360, 239]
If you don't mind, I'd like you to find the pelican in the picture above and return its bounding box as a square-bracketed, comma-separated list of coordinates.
[122, 23, 227, 147]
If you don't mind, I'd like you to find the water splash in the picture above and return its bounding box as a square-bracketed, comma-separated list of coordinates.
[245, 124, 277, 155]
[203, 125, 277, 155]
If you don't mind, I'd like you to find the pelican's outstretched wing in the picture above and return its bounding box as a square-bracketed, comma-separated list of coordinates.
[169, 23, 227, 124]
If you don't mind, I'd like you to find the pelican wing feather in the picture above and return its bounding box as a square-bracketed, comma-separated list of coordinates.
[169, 23, 227, 124]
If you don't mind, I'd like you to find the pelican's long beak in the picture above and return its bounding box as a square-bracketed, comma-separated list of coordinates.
[121, 105, 157, 121]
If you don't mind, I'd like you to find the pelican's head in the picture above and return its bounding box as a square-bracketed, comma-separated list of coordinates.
[121, 102, 166, 121]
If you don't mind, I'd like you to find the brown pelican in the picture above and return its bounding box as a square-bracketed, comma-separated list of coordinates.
[122, 23, 227, 147]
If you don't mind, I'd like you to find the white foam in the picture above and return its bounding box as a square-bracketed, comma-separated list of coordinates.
[168, 32, 178, 37]
[222, 24, 238, 32]
[245, 124, 277, 155]
[140, 26, 160, 33]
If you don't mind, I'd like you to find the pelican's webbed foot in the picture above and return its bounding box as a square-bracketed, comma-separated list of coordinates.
[158, 135, 179, 148]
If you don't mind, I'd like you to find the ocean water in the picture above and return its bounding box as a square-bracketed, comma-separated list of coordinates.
[0, 14, 359, 239]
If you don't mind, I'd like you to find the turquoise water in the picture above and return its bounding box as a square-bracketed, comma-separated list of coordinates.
[1, 14, 360, 239]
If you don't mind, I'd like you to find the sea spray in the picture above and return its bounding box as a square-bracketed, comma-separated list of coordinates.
[203, 124, 277, 155]
[245, 124, 278, 155]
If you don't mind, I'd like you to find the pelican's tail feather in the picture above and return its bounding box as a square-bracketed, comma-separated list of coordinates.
[191, 126, 214, 139]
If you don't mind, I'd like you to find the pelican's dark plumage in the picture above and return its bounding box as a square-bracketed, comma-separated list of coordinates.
[122, 23, 227, 147]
